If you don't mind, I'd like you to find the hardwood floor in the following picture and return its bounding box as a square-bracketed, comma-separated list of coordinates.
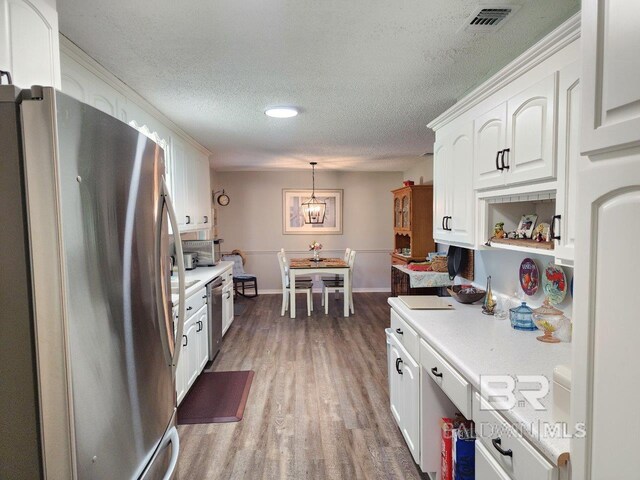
[177, 292, 424, 480]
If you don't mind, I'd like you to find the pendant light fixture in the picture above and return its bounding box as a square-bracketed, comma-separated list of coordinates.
[302, 162, 326, 224]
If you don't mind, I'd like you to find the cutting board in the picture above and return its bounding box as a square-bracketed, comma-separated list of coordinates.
[398, 295, 454, 310]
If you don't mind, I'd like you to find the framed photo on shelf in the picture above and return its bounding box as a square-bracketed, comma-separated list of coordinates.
[516, 214, 538, 238]
[282, 189, 343, 235]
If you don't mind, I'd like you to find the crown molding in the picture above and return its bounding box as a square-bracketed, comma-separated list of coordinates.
[59, 35, 212, 157]
[427, 12, 581, 131]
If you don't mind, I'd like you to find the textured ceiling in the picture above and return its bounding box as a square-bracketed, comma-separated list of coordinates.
[58, 0, 579, 171]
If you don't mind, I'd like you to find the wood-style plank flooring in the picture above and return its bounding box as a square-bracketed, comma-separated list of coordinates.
[177, 292, 423, 480]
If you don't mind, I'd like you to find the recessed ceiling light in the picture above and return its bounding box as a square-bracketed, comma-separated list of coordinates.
[265, 106, 299, 118]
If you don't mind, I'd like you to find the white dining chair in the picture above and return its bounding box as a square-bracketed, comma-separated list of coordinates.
[320, 248, 351, 306]
[322, 249, 356, 315]
[277, 252, 313, 317]
[280, 248, 312, 283]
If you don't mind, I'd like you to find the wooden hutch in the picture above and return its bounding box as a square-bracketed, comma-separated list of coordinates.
[391, 185, 435, 265]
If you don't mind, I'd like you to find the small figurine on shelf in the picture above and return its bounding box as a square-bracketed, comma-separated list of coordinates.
[533, 222, 551, 242]
[493, 222, 506, 239]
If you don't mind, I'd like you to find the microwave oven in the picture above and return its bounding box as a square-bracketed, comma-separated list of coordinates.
[181, 239, 222, 266]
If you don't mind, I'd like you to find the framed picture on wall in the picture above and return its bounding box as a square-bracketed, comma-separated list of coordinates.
[282, 189, 343, 235]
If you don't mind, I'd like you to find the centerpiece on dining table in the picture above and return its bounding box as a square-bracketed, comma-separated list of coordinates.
[309, 241, 323, 261]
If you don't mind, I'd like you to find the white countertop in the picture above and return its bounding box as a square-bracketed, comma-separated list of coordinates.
[170, 262, 233, 306]
[387, 297, 571, 465]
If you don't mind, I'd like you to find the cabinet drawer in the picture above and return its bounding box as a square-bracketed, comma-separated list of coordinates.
[390, 309, 419, 361]
[185, 287, 207, 317]
[419, 339, 471, 418]
[473, 392, 557, 480]
[475, 441, 511, 480]
[221, 267, 233, 284]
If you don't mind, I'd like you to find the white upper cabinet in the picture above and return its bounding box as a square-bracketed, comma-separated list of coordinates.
[505, 73, 557, 186]
[474, 103, 507, 190]
[472, 74, 558, 191]
[582, 0, 640, 155]
[0, 0, 60, 89]
[554, 62, 582, 265]
[433, 122, 475, 247]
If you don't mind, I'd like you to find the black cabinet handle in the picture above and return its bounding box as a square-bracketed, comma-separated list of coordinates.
[495, 150, 503, 171]
[197, 321, 203, 332]
[431, 367, 443, 378]
[395, 328, 403, 335]
[186, 306, 193, 311]
[186, 215, 191, 224]
[202, 295, 207, 299]
[446, 216, 452, 231]
[204, 215, 208, 224]
[550, 214, 561, 240]
[182, 335, 187, 347]
[492, 438, 513, 457]
[395, 358, 404, 375]
[501, 148, 510, 170]
[442, 216, 446, 230]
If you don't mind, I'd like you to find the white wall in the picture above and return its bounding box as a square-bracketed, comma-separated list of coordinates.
[468, 249, 573, 318]
[215, 170, 402, 292]
[402, 155, 433, 184]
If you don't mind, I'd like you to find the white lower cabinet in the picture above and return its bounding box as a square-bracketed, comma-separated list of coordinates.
[387, 331, 420, 464]
[222, 277, 234, 336]
[176, 288, 210, 405]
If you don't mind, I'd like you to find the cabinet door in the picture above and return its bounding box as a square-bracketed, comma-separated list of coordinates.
[175, 310, 187, 405]
[399, 349, 420, 465]
[171, 140, 188, 228]
[582, 0, 640, 154]
[475, 441, 511, 480]
[222, 284, 234, 336]
[184, 319, 199, 389]
[554, 62, 581, 265]
[401, 195, 410, 230]
[572, 152, 640, 480]
[388, 340, 403, 428]
[449, 123, 475, 246]
[198, 156, 212, 228]
[196, 304, 209, 372]
[0, 0, 61, 88]
[393, 196, 402, 228]
[506, 74, 557, 186]
[474, 103, 507, 190]
[433, 140, 450, 242]
[184, 153, 198, 227]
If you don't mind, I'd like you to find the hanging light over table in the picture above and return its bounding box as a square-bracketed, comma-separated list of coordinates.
[302, 162, 326, 224]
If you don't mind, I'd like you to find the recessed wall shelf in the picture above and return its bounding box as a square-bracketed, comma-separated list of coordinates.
[489, 237, 554, 254]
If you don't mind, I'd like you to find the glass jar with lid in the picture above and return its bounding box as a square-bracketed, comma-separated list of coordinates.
[509, 301, 536, 331]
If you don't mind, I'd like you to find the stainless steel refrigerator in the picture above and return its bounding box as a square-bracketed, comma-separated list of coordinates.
[0, 84, 187, 479]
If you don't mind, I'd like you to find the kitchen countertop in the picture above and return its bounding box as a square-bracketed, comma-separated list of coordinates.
[170, 261, 233, 306]
[387, 297, 571, 465]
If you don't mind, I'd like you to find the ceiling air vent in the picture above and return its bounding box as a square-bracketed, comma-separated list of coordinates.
[463, 5, 520, 33]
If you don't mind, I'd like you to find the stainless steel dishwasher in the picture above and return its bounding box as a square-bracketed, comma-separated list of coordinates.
[207, 277, 224, 361]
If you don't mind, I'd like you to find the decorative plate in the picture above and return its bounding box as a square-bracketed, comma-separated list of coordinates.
[519, 258, 539, 296]
[542, 262, 567, 305]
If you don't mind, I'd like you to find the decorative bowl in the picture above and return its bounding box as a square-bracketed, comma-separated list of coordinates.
[509, 301, 537, 331]
[403, 180, 415, 186]
[532, 298, 567, 343]
[447, 285, 486, 304]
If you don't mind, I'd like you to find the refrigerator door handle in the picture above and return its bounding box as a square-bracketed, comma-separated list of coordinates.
[156, 177, 186, 375]
[161, 426, 180, 480]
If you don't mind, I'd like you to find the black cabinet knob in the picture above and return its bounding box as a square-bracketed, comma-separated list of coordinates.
[395, 328, 403, 335]
[431, 367, 443, 378]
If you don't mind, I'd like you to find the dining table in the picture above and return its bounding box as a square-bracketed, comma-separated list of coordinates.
[288, 257, 350, 318]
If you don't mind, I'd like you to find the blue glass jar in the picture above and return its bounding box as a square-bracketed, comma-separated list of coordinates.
[509, 301, 536, 331]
